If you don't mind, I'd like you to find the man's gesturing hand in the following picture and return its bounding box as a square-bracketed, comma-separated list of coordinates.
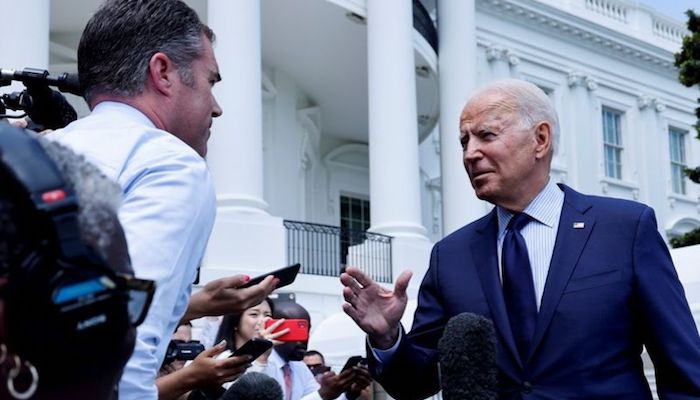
[340, 266, 412, 349]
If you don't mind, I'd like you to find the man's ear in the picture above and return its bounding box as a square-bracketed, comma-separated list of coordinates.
[534, 121, 552, 160]
[147, 52, 177, 96]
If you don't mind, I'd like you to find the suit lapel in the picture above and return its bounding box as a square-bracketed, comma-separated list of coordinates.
[527, 185, 594, 361]
[471, 211, 523, 370]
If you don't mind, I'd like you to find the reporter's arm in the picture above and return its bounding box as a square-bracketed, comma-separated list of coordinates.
[182, 275, 278, 323]
[156, 341, 251, 400]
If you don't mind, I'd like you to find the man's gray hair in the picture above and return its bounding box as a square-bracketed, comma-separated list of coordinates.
[78, 0, 214, 104]
[475, 79, 560, 156]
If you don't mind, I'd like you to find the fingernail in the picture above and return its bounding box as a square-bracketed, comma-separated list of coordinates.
[218, 339, 227, 347]
[243, 275, 251, 282]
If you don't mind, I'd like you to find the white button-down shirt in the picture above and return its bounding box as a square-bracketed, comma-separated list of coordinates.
[52, 101, 216, 400]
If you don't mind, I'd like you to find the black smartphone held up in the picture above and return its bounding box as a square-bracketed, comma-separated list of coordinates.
[239, 263, 301, 289]
[341, 355, 366, 372]
[230, 337, 273, 360]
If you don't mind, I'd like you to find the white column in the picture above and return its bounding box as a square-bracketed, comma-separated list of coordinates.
[367, 0, 432, 288]
[207, 0, 267, 214]
[203, 1, 285, 280]
[567, 72, 598, 191]
[0, 0, 49, 98]
[438, 0, 486, 235]
[367, 0, 426, 239]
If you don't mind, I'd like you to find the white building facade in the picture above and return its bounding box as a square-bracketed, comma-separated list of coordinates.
[2, 0, 698, 397]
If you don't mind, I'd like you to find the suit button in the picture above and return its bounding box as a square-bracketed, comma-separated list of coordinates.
[522, 381, 532, 394]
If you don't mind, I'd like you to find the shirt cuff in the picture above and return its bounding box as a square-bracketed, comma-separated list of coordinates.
[368, 326, 403, 371]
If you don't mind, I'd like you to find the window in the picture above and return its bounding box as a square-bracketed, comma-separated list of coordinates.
[602, 108, 623, 179]
[340, 196, 370, 265]
[669, 127, 687, 195]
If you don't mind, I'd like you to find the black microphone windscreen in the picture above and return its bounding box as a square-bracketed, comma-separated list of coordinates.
[438, 312, 497, 400]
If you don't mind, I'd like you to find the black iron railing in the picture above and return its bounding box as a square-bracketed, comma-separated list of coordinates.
[413, 0, 438, 53]
[283, 220, 393, 283]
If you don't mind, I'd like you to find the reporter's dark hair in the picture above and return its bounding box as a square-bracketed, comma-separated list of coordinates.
[78, 0, 214, 104]
[215, 298, 275, 353]
[220, 372, 283, 400]
[304, 350, 325, 364]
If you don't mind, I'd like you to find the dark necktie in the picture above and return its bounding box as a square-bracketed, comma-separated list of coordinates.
[502, 213, 537, 361]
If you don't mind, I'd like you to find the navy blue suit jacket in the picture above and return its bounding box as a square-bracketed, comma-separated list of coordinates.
[371, 185, 700, 399]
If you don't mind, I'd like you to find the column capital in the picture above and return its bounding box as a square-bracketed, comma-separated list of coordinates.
[506, 50, 520, 66]
[485, 45, 520, 66]
[653, 98, 666, 113]
[637, 95, 666, 113]
[567, 72, 597, 90]
[485, 44, 505, 63]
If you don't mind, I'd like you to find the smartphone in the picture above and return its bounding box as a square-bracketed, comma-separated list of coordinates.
[264, 318, 309, 342]
[239, 263, 301, 289]
[230, 337, 273, 360]
[341, 355, 366, 372]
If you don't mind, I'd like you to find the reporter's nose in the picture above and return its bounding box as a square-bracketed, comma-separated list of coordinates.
[212, 98, 222, 118]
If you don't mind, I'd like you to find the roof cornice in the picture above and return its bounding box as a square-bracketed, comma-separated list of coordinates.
[476, 0, 679, 74]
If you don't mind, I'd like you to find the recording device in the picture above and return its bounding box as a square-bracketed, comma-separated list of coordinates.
[264, 318, 309, 342]
[0, 123, 155, 382]
[239, 263, 301, 289]
[341, 355, 367, 372]
[163, 339, 205, 364]
[437, 313, 497, 400]
[0, 67, 81, 130]
[230, 337, 273, 360]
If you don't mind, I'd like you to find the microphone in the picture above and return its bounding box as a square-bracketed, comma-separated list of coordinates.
[438, 312, 497, 400]
[1, 68, 80, 130]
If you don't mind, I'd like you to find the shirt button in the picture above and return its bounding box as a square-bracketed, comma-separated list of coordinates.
[522, 381, 533, 394]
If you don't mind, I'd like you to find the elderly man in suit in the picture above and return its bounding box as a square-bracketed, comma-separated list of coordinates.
[340, 79, 700, 399]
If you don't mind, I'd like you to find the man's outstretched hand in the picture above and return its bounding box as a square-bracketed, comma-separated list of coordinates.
[340, 266, 412, 349]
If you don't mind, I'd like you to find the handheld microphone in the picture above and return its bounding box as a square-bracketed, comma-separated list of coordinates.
[438, 312, 497, 400]
[0, 68, 82, 96]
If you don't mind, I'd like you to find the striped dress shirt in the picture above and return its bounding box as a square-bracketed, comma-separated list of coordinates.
[496, 179, 564, 309]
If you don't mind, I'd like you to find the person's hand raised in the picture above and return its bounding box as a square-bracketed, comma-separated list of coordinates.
[340, 266, 412, 349]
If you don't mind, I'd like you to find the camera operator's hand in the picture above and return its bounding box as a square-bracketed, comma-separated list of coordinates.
[156, 340, 251, 400]
[182, 274, 278, 322]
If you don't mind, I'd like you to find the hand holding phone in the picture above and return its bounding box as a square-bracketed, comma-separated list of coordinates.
[341, 355, 366, 372]
[230, 337, 273, 360]
[264, 318, 309, 342]
[239, 263, 301, 289]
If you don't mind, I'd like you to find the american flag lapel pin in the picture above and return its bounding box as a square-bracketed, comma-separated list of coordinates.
[573, 222, 585, 229]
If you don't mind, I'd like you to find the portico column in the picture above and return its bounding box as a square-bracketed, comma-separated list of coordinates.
[367, 0, 432, 289]
[437, 0, 487, 235]
[207, 0, 267, 214]
[0, 0, 49, 98]
[367, 0, 426, 239]
[203, 1, 285, 278]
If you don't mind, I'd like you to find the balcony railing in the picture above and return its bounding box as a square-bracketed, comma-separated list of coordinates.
[284, 220, 393, 283]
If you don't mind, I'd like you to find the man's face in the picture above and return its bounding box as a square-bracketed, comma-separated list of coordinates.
[303, 354, 324, 368]
[170, 36, 222, 158]
[459, 91, 543, 209]
[276, 340, 308, 362]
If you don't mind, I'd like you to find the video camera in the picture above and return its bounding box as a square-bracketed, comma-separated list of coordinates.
[1, 67, 82, 131]
[163, 339, 205, 364]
